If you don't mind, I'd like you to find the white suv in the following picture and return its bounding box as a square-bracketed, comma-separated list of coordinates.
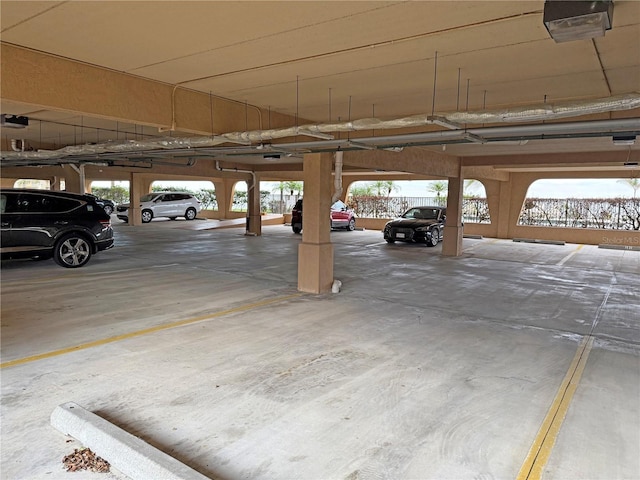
[116, 192, 202, 223]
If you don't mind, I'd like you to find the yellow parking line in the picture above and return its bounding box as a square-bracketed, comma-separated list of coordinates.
[557, 244, 584, 266]
[1, 293, 301, 369]
[517, 335, 595, 480]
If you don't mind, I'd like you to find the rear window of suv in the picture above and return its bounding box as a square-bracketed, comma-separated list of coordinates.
[3, 192, 82, 213]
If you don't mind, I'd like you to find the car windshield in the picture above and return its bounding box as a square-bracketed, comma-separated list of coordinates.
[331, 200, 347, 211]
[403, 208, 439, 220]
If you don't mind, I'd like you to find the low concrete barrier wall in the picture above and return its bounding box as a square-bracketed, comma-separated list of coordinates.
[509, 225, 640, 247]
[224, 213, 640, 247]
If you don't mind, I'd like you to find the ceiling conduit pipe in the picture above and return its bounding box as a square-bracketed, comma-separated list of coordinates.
[332, 151, 343, 204]
[2, 93, 639, 162]
[215, 161, 256, 191]
[10, 139, 25, 152]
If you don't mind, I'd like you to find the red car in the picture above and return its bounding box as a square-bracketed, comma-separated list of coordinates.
[291, 199, 356, 234]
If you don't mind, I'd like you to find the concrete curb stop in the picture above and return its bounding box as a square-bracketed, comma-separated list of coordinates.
[513, 238, 566, 246]
[51, 402, 210, 480]
[598, 243, 640, 251]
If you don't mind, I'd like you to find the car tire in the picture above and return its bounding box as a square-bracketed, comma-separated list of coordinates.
[141, 210, 153, 223]
[185, 208, 197, 220]
[103, 205, 113, 215]
[347, 218, 356, 231]
[54, 233, 92, 268]
[385, 237, 395, 243]
[292, 225, 302, 234]
[427, 228, 439, 247]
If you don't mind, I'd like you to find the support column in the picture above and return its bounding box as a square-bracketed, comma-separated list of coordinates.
[481, 179, 502, 238]
[505, 172, 534, 239]
[62, 165, 82, 193]
[212, 180, 230, 219]
[128, 173, 149, 226]
[298, 153, 334, 294]
[1, 177, 17, 188]
[246, 173, 262, 236]
[442, 163, 464, 257]
[50, 176, 62, 191]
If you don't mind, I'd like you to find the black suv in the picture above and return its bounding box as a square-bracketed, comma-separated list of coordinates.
[1, 189, 115, 268]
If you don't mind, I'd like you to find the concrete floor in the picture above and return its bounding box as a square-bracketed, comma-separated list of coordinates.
[1, 219, 639, 480]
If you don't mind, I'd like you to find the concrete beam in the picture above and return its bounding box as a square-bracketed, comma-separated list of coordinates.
[343, 147, 459, 177]
[1, 44, 295, 135]
[462, 165, 510, 182]
[463, 150, 635, 168]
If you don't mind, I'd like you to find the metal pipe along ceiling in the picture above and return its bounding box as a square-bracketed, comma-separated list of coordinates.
[2, 93, 639, 162]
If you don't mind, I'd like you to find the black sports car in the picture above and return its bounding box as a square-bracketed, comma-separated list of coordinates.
[383, 206, 446, 247]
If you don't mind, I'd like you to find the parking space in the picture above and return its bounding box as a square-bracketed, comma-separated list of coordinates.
[1, 224, 639, 479]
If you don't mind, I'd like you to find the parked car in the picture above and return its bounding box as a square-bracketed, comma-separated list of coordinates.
[291, 199, 357, 234]
[0, 189, 114, 267]
[116, 192, 202, 223]
[88, 195, 115, 215]
[383, 206, 446, 247]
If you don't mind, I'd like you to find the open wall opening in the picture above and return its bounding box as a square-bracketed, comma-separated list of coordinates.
[344, 179, 489, 223]
[519, 178, 639, 230]
[151, 180, 216, 211]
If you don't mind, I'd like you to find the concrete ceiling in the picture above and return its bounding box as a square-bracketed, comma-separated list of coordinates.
[1, 0, 639, 168]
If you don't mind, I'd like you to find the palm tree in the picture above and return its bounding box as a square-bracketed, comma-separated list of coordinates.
[618, 178, 640, 198]
[284, 181, 303, 197]
[372, 180, 399, 197]
[349, 182, 374, 196]
[428, 181, 448, 198]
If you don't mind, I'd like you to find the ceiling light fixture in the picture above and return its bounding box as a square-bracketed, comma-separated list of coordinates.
[613, 135, 636, 146]
[1, 114, 29, 129]
[297, 129, 334, 140]
[543, 0, 613, 43]
[346, 140, 376, 150]
[463, 132, 486, 144]
[427, 116, 461, 130]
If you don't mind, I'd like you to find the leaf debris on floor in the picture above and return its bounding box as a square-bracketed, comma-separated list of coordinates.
[62, 448, 110, 473]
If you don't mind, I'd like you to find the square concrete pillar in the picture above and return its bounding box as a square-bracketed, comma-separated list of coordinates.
[62, 165, 82, 194]
[128, 173, 146, 225]
[297, 242, 334, 294]
[246, 174, 262, 236]
[298, 153, 334, 293]
[442, 170, 464, 257]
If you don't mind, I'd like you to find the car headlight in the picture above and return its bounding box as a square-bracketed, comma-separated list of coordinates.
[416, 226, 429, 232]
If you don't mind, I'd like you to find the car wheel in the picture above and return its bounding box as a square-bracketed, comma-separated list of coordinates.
[141, 210, 153, 223]
[103, 205, 113, 215]
[347, 218, 356, 231]
[385, 237, 395, 243]
[54, 234, 92, 268]
[292, 225, 302, 234]
[427, 228, 439, 247]
[185, 208, 197, 220]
